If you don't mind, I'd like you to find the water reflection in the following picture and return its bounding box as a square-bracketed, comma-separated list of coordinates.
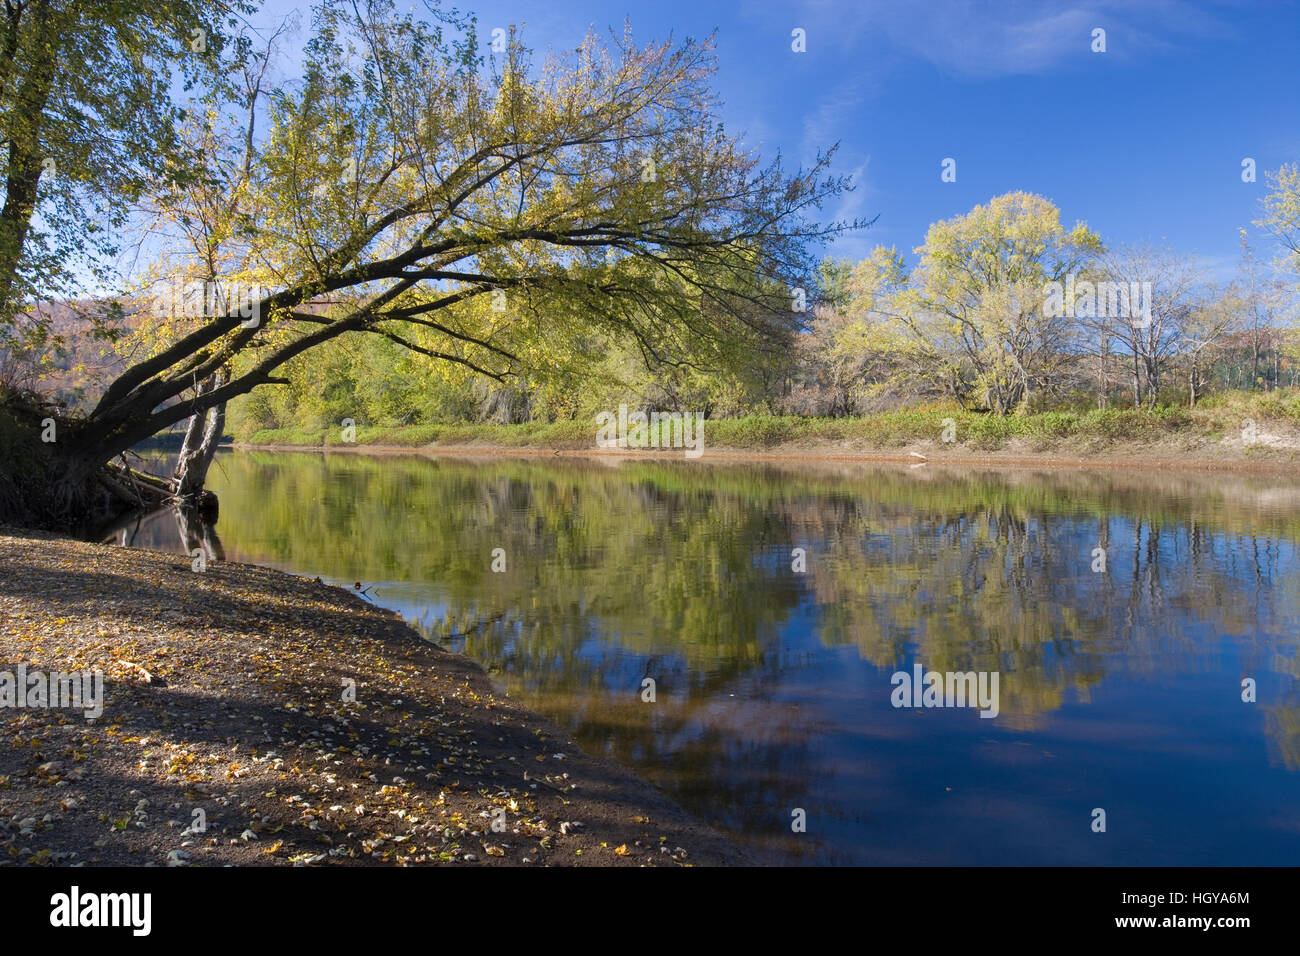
[101, 503, 225, 565]
[106, 451, 1300, 864]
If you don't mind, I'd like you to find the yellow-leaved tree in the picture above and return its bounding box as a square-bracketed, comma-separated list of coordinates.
[5, 0, 859, 528]
[903, 192, 1102, 415]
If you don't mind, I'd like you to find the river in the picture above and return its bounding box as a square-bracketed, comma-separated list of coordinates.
[105, 449, 1300, 864]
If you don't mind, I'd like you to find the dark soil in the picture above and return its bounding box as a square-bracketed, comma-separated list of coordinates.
[0, 531, 750, 867]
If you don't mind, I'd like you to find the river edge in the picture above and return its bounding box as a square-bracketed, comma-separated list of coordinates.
[0, 531, 751, 867]
[232, 439, 1300, 477]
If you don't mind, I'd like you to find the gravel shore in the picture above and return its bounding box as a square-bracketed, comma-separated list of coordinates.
[0, 530, 748, 866]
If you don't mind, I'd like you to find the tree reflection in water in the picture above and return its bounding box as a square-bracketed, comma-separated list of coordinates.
[101, 451, 1300, 864]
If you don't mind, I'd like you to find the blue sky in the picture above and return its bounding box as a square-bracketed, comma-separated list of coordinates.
[251, 0, 1300, 279]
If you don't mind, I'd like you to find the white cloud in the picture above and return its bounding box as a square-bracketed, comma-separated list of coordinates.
[786, 0, 1232, 77]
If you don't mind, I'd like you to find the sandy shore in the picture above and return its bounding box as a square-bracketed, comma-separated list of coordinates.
[0, 531, 748, 867]
[233, 439, 1300, 477]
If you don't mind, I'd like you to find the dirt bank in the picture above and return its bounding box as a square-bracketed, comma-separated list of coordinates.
[233, 436, 1300, 478]
[0, 531, 748, 866]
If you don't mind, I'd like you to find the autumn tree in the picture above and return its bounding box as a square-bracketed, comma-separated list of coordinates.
[127, 18, 292, 498]
[1098, 245, 1201, 408]
[899, 192, 1101, 415]
[0, 0, 856, 528]
[0, 0, 252, 347]
[1182, 283, 1241, 406]
[1255, 162, 1300, 279]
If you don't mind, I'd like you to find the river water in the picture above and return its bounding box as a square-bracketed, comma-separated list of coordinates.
[108, 450, 1300, 864]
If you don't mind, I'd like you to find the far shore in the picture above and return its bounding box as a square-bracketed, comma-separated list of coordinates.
[227, 402, 1300, 477]
[229, 435, 1300, 478]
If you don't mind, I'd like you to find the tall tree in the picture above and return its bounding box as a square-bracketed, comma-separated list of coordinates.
[1255, 162, 1300, 279]
[1183, 283, 1240, 406]
[901, 192, 1101, 415]
[2, 0, 857, 528]
[0, 0, 252, 347]
[1101, 245, 1200, 408]
[1233, 230, 1291, 391]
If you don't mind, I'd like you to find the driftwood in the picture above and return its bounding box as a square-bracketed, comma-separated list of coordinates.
[103, 461, 175, 507]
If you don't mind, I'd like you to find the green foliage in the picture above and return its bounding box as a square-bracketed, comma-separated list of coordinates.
[237, 389, 1299, 456]
[0, 0, 255, 344]
[815, 257, 854, 310]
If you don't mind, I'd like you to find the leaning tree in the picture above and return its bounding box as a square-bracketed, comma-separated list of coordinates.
[0, 0, 857, 529]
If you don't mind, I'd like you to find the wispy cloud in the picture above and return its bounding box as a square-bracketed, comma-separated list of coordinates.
[825, 157, 880, 261]
[798, 79, 878, 163]
[787, 0, 1234, 77]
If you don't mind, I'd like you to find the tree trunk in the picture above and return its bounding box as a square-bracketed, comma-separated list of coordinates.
[1144, 355, 1160, 408]
[0, 397, 172, 529]
[174, 373, 227, 500]
[0, 1, 59, 322]
[1096, 336, 1109, 410]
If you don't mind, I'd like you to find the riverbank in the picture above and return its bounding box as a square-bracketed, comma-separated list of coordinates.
[239, 395, 1300, 469]
[0, 531, 748, 866]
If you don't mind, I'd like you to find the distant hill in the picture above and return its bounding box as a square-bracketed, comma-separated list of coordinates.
[16, 297, 156, 410]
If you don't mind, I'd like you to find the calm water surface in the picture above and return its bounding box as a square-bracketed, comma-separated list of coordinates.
[110, 450, 1300, 865]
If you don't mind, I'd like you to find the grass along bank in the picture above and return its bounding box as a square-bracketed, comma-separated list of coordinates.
[240, 390, 1300, 463]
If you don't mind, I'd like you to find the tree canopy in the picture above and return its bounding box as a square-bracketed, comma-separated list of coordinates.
[0, 0, 857, 526]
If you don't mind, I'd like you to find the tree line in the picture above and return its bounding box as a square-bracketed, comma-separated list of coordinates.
[229, 183, 1300, 436]
[0, 0, 1295, 529]
[0, 0, 853, 527]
